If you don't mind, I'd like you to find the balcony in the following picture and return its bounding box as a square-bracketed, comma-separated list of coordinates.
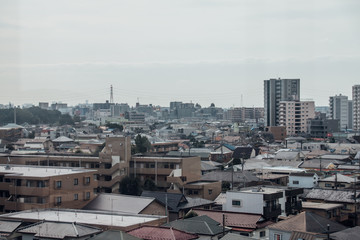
[263, 204, 282, 219]
[285, 201, 302, 214]
[9, 186, 50, 197]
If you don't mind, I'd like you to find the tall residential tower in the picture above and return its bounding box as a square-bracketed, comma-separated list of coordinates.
[264, 78, 300, 127]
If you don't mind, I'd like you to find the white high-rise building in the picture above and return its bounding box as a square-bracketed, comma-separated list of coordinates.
[279, 101, 315, 136]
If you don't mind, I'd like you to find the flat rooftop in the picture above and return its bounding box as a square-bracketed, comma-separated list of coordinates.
[0, 209, 165, 228]
[0, 165, 96, 177]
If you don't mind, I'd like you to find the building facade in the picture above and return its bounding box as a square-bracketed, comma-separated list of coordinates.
[264, 78, 300, 127]
[329, 94, 353, 131]
[353, 85, 360, 131]
[278, 101, 315, 136]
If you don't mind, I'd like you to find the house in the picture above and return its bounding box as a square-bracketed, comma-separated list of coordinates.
[302, 202, 347, 223]
[201, 171, 260, 189]
[141, 191, 214, 221]
[318, 173, 356, 190]
[193, 209, 273, 239]
[330, 226, 360, 240]
[201, 161, 222, 175]
[268, 211, 347, 240]
[171, 180, 222, 201]
[83, 193, 166, 216]
[273, 151, 305, 161]
[223, 186, 303, 219]
[302, 188, 360, 226]
[163, 215, 227, 240]
[288, 172, 319, 188]
[89, 230, 142, 240]
[299, 159, 345, 171]
[0, 220, 22, 238]
[127, 226, 198, 240]
[17, 221, 102, 239]
[232, 147, 256, 160]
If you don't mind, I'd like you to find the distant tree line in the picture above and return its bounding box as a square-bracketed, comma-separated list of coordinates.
[0, 107, 74, 126]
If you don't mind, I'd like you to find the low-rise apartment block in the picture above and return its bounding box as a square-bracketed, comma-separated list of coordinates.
[0, 164, 97, 212]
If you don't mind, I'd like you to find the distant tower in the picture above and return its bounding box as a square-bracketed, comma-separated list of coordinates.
[110, 85, 114, 104]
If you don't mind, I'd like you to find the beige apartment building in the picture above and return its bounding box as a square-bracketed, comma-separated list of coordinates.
[279, 101, 315, 136]
[0, 136, 131, 193]
[0, 164, 97, 212]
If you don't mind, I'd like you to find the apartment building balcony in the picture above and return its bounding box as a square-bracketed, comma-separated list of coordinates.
[285, 201, 302, 214]
[4, 201, 47, 212]
[8, 186, 50, 197]
[263, 204, 281, 219]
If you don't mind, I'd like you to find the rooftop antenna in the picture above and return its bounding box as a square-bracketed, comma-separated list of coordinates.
[110, 85, 114, 104]
[14, 105, 16, 124]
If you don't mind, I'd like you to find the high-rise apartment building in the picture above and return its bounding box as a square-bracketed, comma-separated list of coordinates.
[329, 94, 352, 131]
[353, 85, 360, 131]
[279, 101, 315, 136]
[264, 78, 300, 127]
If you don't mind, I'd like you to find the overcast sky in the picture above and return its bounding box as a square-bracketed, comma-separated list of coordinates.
[1, 0, 360, 108]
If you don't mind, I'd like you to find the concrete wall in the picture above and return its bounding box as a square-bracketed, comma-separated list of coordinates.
[223, 191, 263, 214]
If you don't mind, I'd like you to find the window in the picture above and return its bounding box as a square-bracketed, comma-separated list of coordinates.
[325, 183, 332, 188]
[232, 200, 241, 207]
[274, 234, 282, 240]
[74, 178, 78, 185]
[84, 177, 90, 185]
[55, 181, 62, 189]
[85, 192, 90, 200]
[208, 189, 213, 195]
[74, 194, 78, 200]
[260, 231, 266, 237]
[55, 197, 62, 205]
[292, 180, 299, 185]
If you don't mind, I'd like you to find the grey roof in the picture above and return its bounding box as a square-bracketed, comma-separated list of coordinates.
[83, 193, 158, 214]
[201, 171, 259, 183]
[89, 230, 142, 240]
[179, 197, 214, 210]
[290, 172, 317, 177]
[52, 136, 74, 143]
[141, 191, 187, 212]
[300, 159, 346, 169]
[163, 215, 224, 236]
[201, 161, 221, 171]
[232, 147, 254, 159]
[18, 221, 102, 238]
[330, 226, 360, 240]
[303, 188, 360, 203]
[220, 233, 257, 240]
[319, 154, 351, 160]
[319, 173, 354, 183]
[274, 151, 301, 160]
[0, 220, 22, 233]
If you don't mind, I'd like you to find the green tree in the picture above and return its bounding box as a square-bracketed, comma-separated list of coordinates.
[119, 176, 141, 196]
[106, 123, 124, 132]
[134, 134, 152, 153]
[222, 181, 231, 192]
[143, 178, 157, 191]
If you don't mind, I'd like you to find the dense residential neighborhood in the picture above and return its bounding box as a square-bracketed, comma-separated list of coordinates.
[0, 80, 359, 239]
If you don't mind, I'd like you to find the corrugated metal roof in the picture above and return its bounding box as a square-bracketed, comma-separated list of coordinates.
[0, 220, 22, 233]
[18, 221, 101, 238]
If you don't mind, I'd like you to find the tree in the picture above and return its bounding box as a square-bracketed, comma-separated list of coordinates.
[143, 178, 157, 191]
[222, 181, 231, 192]
[119, 176, 141, 196]
[106, 123, 124, 132]
[134, 134, 152, 154]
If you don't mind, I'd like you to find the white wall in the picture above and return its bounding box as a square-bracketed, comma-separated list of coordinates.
[288, 175, 318, 188]
[223, 191, 263, 214]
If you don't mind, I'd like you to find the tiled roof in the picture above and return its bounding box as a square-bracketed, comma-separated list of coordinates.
[89, 230, 142, 240]
[319, 173, 354, 183]
[268, 211, 346, 233]
[127, 226, 198, 240]
[201, 171, 259, 183]
[141, 191, 187, 213]
[163, 215, 224, 236]
[193, 209, 262, 229]
[330, 226, 360, 240]
[232, 147, 253, 159]
[303, 188, 360, 203]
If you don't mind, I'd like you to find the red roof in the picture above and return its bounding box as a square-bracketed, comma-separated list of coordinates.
[193, 209, 262, 229]
[127, 226, 198, 240]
